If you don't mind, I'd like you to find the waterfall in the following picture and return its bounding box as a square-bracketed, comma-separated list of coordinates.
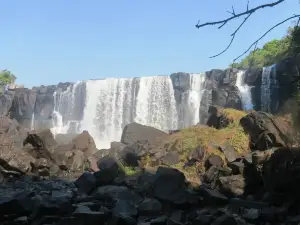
[177, 73, 206, 128]
[188, 73, 206, 126]
[51, 81, 86, 136]
[261, 65, 277, 112]
[49, 74, 208, 149]
[81, 78, 137, 148]
[135, 76, 178, 131]
[30, 112, 35, 130]
[236, 70, 253, 110]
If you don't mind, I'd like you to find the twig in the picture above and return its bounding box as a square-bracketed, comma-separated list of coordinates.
[210, 13, 253, 58]
[233, 14, 300, 63]
[196, 0, 285, 29]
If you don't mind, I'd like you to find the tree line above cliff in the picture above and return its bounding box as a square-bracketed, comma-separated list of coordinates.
[0, 70, 16, 86]
[231, 26, 300, 69]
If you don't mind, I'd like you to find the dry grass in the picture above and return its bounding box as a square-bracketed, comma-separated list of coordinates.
[140, 108, 250, 183]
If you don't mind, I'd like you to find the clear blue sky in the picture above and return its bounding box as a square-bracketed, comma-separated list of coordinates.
[0, 0, 298, 87]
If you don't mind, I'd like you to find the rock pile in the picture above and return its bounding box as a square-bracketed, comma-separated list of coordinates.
[0, 109, 300, 224]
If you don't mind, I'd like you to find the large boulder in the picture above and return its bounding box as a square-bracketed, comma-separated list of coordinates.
[71, 130, 97, 155]
[121, 122, 168, 146]
[23, 129, 58, 152]
[206, 106, 233, 129]
[240, 111, 291, 151]
[262, 147, 300, 197]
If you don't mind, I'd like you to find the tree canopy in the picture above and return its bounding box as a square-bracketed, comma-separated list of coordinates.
[231, 26, 300, 69]
[231, 27, 300, 69]
[0, 70, 16, 86]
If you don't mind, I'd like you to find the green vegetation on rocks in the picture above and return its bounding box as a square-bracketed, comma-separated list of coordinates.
[231, 26, 300, 69]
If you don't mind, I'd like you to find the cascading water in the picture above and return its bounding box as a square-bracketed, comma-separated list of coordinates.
[30, 112, 35, 130]
[261, 65, 277, 112]
[177, 73, 206, 128]
[135, 76, 178, 131]
[81, 78, 137, 148]
[51, 81, 86, 136]
[236, 70, 253, 110]
[49, 74, 207, 149]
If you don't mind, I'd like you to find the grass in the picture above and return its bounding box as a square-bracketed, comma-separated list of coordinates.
[123, 166, 138, 176]
[139, 108, 250, 183]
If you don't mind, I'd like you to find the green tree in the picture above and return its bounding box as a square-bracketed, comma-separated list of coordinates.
[0, 70, 15, 85]
[231, 26, 300, 69]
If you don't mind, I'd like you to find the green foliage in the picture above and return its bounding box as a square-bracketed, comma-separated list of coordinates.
[232, 26, 300, 69]
[123, 166, 137, 176]
[0, 70, 15, 85]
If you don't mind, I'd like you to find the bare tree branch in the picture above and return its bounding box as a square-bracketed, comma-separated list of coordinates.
[195, 0, 285, 29]
[210, 13, 253, 58]
[233, 14, 300, 63]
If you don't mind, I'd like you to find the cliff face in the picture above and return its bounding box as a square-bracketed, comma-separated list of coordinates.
[1, 65, 295, 132]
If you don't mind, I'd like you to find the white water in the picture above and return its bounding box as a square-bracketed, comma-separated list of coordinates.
[261, 65, 277, 112]
[50, 75, 208, 149]
[236, 71, 253, 110]
[51, 81, 84, 136]
[135, 76, 178, 131]
[81, 78, 136, 148]
[188, 73, 206, 126]
[30, 112, 35, 130]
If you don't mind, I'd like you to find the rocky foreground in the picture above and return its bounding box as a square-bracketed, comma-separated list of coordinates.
[1, 106, 300, 224]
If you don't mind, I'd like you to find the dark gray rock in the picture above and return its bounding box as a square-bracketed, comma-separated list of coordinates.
[92, 185, 143, 205]
[152, 167, 194, 204]
[138, 198, 162, 216]
[221, 144, 238, 163]
[113, 200, 138, 218]
[161, 151, 180, 166]
[95, 156, 124, 185]
[74, 172, 96, 194]
[10, 88, 37, 128]
[121, 122, 167, 146]
[218, 175, 245, 197]
[240, 111, 290, 150]
[204, 154, 224, 170]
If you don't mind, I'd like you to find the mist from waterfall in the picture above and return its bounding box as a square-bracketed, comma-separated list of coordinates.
[235, 70, 253, 110]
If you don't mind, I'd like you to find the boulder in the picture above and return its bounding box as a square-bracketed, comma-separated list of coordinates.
[121, 122, 168, 146]
[262, 147, 300, 196]
[204, 154, 224, 170]
[94, 155, 124, 185]
[71, 130, 97, 155]
[23, 129, 58, 152]
[206, 106, 232, 129]
[152, 167, 194, 204]
[240, 111, 290, 150]
[217, 175, 245, 197]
